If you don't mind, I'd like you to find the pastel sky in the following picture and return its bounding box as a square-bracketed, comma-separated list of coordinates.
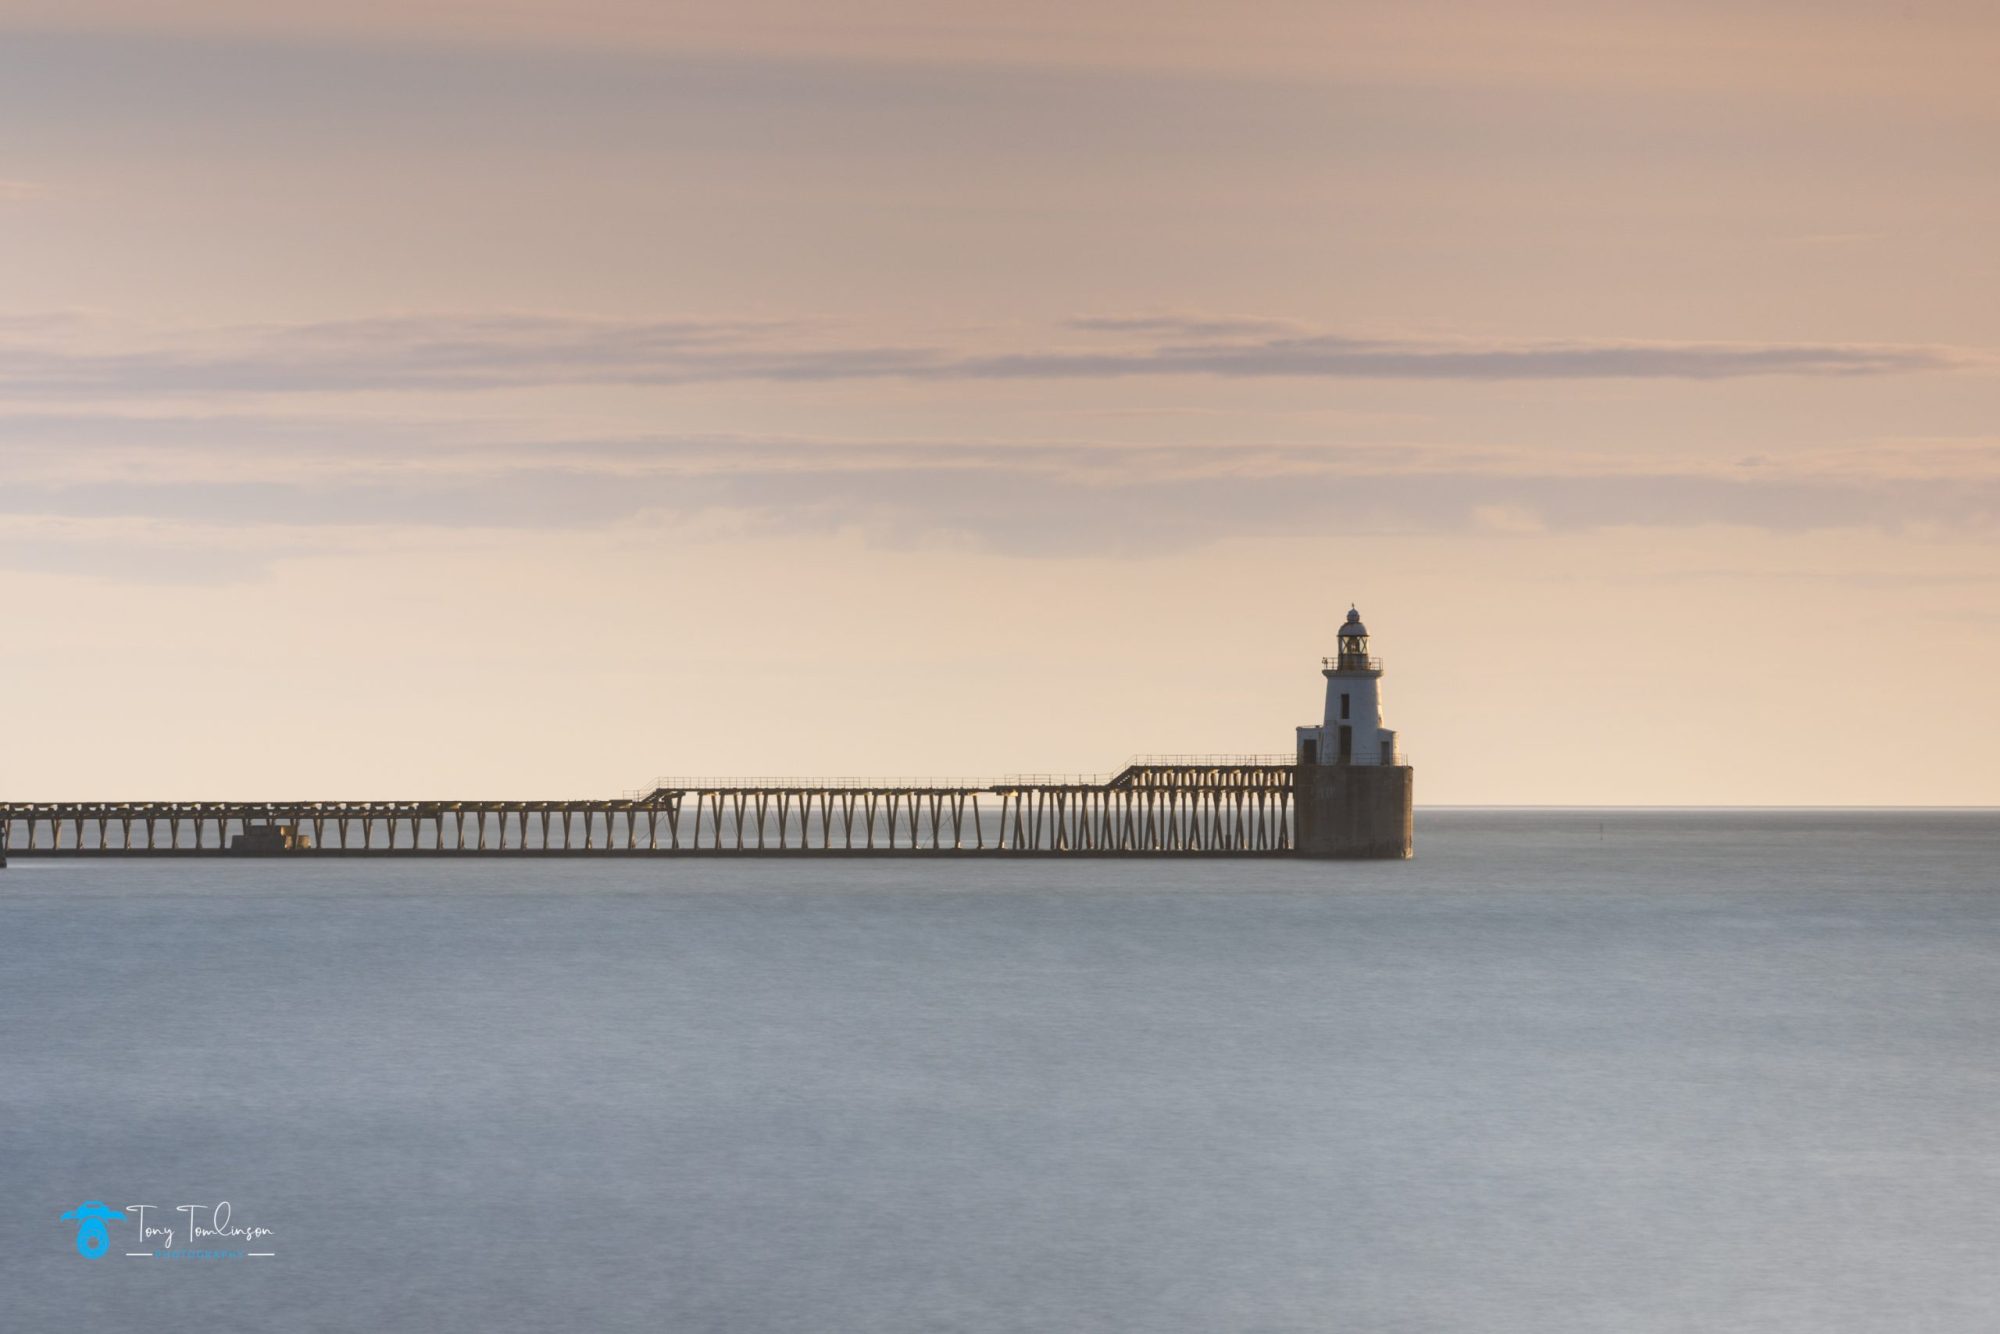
[3, 2, 1997, 803]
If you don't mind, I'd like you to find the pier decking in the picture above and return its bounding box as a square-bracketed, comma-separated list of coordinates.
[0, 759, 1300, 858]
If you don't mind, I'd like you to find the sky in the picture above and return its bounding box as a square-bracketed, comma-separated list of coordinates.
[2, 1, 1997, 803]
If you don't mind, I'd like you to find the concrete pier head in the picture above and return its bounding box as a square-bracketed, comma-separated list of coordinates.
[1292, 763, 1414, 859]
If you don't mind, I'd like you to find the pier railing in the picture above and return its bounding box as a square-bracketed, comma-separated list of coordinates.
[1124, 754, 1296, 767]
[0, 770, 1302, 858]
[637, 777, 994, 796]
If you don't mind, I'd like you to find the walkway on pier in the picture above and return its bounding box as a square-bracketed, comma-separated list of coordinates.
[0, 760, 1300, 857]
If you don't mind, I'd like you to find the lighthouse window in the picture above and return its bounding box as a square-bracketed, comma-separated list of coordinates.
[1340, 693, 1351, 719]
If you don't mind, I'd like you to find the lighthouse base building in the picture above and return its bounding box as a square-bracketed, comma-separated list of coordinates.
[1292, 607, 1414, 859]
[1293, 765, 1413, 859]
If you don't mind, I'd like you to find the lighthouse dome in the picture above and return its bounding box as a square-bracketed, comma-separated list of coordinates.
[1341, 607, 1368, 636]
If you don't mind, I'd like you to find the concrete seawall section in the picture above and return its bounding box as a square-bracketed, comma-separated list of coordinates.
[1292, 764, 1414, 859]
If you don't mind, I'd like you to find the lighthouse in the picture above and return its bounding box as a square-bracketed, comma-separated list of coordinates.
[1292, 606, 1414, 858]
[1296, 607, 1398, 768]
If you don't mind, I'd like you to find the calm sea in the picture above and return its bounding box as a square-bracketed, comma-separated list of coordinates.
[5, 810, 1998, 1332]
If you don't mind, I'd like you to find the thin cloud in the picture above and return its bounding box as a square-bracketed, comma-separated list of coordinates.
[0, 313, 1966, 397]
[951, 335, 1957, 382]
[1064, 314, 1310, 339]
[2, 433, 1995, 565]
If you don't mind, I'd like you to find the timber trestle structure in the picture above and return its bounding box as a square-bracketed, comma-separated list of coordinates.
[0, 760, 1299, 858]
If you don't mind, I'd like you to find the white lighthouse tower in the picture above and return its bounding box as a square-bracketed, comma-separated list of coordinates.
[1296, 607, 1398, 767]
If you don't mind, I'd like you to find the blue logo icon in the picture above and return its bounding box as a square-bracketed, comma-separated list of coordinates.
[61, 1202, 124, 1258]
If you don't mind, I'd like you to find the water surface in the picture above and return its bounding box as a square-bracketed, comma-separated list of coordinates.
[5, 811, 1998, 1331]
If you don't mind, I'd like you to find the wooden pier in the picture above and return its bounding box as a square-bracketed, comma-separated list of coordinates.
[0, 759, 1300, 858]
